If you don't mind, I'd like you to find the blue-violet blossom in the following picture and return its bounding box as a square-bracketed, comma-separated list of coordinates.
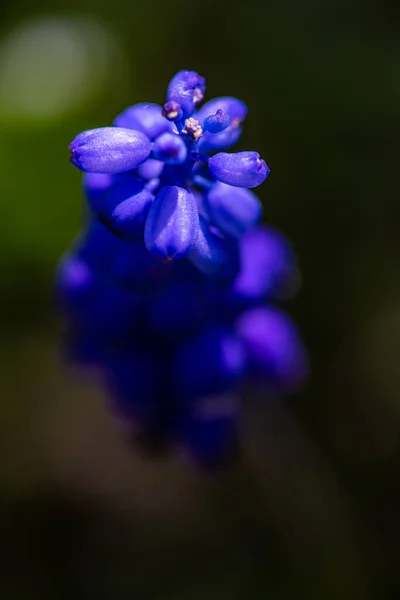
[59, 70, 308, 468]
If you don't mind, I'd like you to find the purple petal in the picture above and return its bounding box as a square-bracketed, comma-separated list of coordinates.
[113, 103, 173, 140]
[208, 152, 270, 188]
[206, 181, 262, 237]
[144, 186, 199, 260]
[69, 127, 151, 174]
[167, 70, 206, 118]
[236, 307, 309, 392]
[94, 178, 154, 240]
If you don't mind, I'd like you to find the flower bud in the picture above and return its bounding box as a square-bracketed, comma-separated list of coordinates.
[56, 251, 140, 339]
[69, 127, 151, 174]
[208, 152, 270, 188]
[92, 178, 154, 240]
[83, 172, 115, 209]
[203, 109, 230, 134]
[233, 227, 299, 302]
[199, 127, 243, 153]
[144, 186, 199, 260]
[74, 218, 128, 270]
[167, 70, 206, 118]
[55, 253, 96, 316]
[113, 103, 172, 140]
[196, 97, 247, 125]
[196, 97, 247, 152]
[137, 158, 164, 180]
[236, 308, 309, 392]
[152, 132, 187, 165]
[205, 181, 262, 237]
[189, 218, 239, 278]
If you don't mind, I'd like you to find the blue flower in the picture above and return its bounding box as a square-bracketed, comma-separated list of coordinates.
[68, 70, 270, 263]
[166, 70, 206, 118]
[205, 181, 262, 237]
[113, 103, 173, 139]
[236, 307, 309, 393]
[69, 127, 151, 173]
[152, 132, 187, 165]
[144, 186, 199, 260]
[232, 226, 300, 303]
[188, 217, 239, 277]
[196, 97, 247, 152]
[203, 109, 230, 134]
[59, 70, 307, 468]
[208, 152, 270, 188]
[90, 178, 154, 240]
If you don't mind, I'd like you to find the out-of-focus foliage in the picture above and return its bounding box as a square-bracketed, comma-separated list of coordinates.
[0, 0, 399, 598]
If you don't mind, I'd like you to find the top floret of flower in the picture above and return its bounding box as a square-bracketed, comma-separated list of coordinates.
[68, 70, 271, 265]
[166, 70, 206, 119]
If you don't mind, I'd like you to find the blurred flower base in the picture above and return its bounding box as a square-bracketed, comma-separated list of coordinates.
[0, 328, 382, 600]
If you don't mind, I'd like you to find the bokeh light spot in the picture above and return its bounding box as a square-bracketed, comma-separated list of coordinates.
[0, 16, 125, 122]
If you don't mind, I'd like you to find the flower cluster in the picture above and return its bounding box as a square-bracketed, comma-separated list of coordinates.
[57, 70, 308, 468]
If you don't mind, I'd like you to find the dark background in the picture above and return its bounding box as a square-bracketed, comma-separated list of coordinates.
[0, 0, 399, 598]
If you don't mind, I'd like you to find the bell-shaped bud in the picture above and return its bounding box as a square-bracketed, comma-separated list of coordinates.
[200, 127, 243, 153]
[74, 218, 129, 271]
[83, 172, 115, 209]
[196, 97, 247, 125]
[203, 109, 230, 134]
[208, 151, 269, 188]
[55, 253, 96, 317]
[113, 103, 172, 140]
[69, 127, 151, 174]
[56, 251, 141, 340]
[167, 70, 206, 118]
[188, 217, 239, 278]
[137, 158, 164, 180]
[144, 186, 199, 260]
[233, 226, 299, 302]
[196, 97, 247, 152]
[236, 308, 309, 392]
[205, 181, 262, 237]
[91, 178, 154, 240]
[152, 132, 187, 165]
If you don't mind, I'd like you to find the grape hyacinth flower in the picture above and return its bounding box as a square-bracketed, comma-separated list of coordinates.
[58, 70, 308, 468]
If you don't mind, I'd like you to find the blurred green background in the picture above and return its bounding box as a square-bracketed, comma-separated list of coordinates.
[0, 0, 399, 598]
